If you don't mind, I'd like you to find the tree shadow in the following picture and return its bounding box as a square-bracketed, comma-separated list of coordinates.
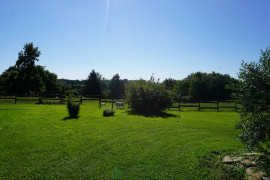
[62, 116, 79, 120]
[126, 110, 177, 118]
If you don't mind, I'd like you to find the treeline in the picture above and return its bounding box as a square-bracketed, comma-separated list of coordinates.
[164, 72, 237, 102]
[0, 43, 237, 101]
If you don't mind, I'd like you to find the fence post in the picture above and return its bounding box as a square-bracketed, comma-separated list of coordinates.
[99, 97, 101, 108]
[105, 92, 107, 105]
[14, 96, 17, 104]
[217, 101, 219, 112]
[80, 96, 83, 104]
[60, 95, 63, 104]
[178, 97, 180, 111]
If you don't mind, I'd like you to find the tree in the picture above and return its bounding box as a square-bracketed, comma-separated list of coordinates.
[109, 74, 121, 99]
[59, 79, 85, 95]
[163, 78, 176, 90]
[0, 43, 61, 95]
[84, 70, 101, 96]
[43, 70, 62, 94]
[188, 77, 208, 101]
[0, 75, 4, 93]
[234, 47, 270, 154]
[175, 79, 189, 97]
[0, 66, 20, 94]
[172, 72, 236, 102]
[15, 43, 44, 95]
[16, 42, 41, 68]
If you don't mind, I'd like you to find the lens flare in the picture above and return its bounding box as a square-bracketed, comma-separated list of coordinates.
[105, 0, 110, 26]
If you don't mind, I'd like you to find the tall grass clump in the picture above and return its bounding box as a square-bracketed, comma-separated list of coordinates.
[67, 96, 80, 118]
[125, 78, 172, 114]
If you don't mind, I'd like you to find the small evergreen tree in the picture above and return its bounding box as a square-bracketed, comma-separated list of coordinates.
[84, 70, 101, 96]
[109, 74, 121, 99]
[67, 96, 80, 118]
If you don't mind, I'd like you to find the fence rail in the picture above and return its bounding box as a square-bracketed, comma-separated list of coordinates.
[169, 101, 238, 111]
[0, 95, 117, 106]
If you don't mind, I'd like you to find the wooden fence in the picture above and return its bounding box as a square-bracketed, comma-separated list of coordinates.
[0, 96, 65, 104]
[0, 95, 118, 108]
[170, 101, 238, 111]
[0, 95, 238, 111]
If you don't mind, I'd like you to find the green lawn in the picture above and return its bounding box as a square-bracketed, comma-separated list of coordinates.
[0, 103, 244, 179]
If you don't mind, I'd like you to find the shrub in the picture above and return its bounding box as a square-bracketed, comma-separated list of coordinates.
[180, 95, 193, 103]
[65, 90, 79, 96]
[234, 47, 270, 154]
[38, 97, 44, 104]
[67, 97, 80, 118]
[103, 108, 115, 117]
[125, 79, 172, 114]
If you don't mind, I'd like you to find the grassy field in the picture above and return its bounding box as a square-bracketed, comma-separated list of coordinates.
[0, 102, 244, 179]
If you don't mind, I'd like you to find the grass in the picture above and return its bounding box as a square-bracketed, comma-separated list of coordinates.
[0, 102, 244, 179]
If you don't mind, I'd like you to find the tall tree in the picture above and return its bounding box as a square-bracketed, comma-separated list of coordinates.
[84, 70, 101, 96]
[0, 43, 61, 95]
[15, 43, 44, 95]
[109, 74, 122, 99]
[16, 42, 41, 68]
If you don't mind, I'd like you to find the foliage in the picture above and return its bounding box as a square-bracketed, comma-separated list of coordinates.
[173, 72, 236, 101]
[234, 47, 270, 154]
[108, 74, 128, 99]
[43, 70, 62, 94]
[125, 78, 172, 114]
[0, 75, 4, 92]
[67, 97, 80, 118]
[174, 79, 190, 97]
[0, 43, 61, 95]
[84, 70, 102, 96]
[109, 74, 121, 99]
[103, 108, 115, 117]
[65, 89, 79, 96]
[16, 42, 41, 68]
[59, 79, 85, 95]
[163, 78, 176, 90]
[180, 95, 193, 103]
[38, 97, 44, 104]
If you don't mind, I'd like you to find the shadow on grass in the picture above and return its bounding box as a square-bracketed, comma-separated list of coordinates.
[126, 110, 177, 118]
[62, 116, 79, 120]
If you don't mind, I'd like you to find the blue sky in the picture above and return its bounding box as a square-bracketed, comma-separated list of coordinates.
[0, 0, 270, 81]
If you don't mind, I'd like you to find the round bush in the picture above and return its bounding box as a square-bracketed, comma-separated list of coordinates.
[125, 80, 172, 114]
[103, 108, 115, 117]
